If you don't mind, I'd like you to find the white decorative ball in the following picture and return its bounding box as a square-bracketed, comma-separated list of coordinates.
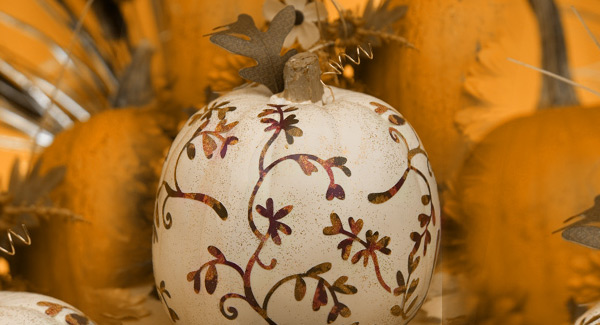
[152, 85, 440, 324]
[0, 291, 94, 324]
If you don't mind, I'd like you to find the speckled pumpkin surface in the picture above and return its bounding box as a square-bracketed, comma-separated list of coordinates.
[152, 85, 440, 324]
[0, 291, 94, 325]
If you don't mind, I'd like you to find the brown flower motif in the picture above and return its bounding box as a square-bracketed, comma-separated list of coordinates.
[201, 101, 237, 122]
[351, 230, 391, 266]
[188, 101, 237, 127]
[259, 105, 303, 144]
[256, 198, 293, 245]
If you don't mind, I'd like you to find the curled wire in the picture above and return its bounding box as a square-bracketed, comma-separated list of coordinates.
[0, 224, 31, 256]
[322, 43, 374, 76]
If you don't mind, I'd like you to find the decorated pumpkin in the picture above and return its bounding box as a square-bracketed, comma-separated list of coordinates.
[152, 10, 441, 318]
[15, 106, 182, 321]
[576, 302, 600, 325]
[456, 105, 600, 323]
[364, 0, 542, 184]
[0, 291, 94, 324]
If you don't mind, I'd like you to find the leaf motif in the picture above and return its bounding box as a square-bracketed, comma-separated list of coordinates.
[351, 250, 369, 266]
[307, 262, 332, 276]
[168, 308, 180, 322]
[323, 213, 342, 235]
[390, 304, 403, 317]
[405, 294, 419, 314]
[220, 120, 239, 133]
[202, 133, 217, 159]
[331, 157, 347, 166]
[214, 119, 226, 132]
[349, 217, 363, 235]
[195, 119, 210, 136]
[327, 306, 340, 324]
[187, 143, 196, 160]
[388, 114, 406, 125]
[208, 6, 298, 93]
[396, 270, 405, 287]
[208, 246, 223, 259]
[340, 166, 352, 177]
[337, 238, 354, 260]
[205, 265, 218, 294]
[326, 184, 346, 200]
[338, 303, 351, 318]
[217, 106, 236, 120]
[159, 280, 167, 291]
[377, 236, 392, 255]
[409, 256, 420, 273]
[37, 301, 64, 316]
[297, 156, 318, 176]
[370, 102, 389, 114]
[394, 271, 407, 296]
[294, 277, 307, 301]
[410, 232, 421, 242]
[285, 126, 303, 144]
[258, 109, 278, 117]
[220, 136, 239, 158]
[187, 271, 201, 293]
[562, 225, 600, 249]
[406, 279, 419, 301]
[332, 276, 358, 294]
[65, 313, 90, 325]
[418, 214, 430, 227]
[273, 205, 293, 220]
[421, 195, 431, 205]
[284, 107, 298, 112]
[312, 278, 328, 311]
[423, 230, 432, 255]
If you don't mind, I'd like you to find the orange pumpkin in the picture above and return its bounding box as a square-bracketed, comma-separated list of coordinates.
[364, 0, 542, 184]
[15, 106, 182, 320]
[456, 105, 600, 323]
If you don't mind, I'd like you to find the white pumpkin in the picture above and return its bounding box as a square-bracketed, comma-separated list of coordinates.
[152, 54, 440, 324]
[577, 302, 600, 325]
[0, 291, 94, 324]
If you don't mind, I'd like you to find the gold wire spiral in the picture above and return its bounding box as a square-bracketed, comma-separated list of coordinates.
[322, 43, 374, 76]
[0, 224, 31, 256]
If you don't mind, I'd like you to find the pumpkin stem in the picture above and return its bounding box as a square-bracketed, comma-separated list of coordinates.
[283, 52, 324, 103]
[529, 0, 579, 108]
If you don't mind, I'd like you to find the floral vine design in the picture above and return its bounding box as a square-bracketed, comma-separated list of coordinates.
[366, 102, 439, 320]
[158, 281, 180, 322]
[153, 100, 239, 242]
[37, 301, 90, 325]
[186, 104, 355, 324]
[323, 213, 392, 292]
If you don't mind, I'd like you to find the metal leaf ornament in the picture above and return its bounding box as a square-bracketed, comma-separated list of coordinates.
[363, 0, 407, 33]
[555, 195, 600, 249]
[208, 6, 298, 94]
[0, 159, 75, 255]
